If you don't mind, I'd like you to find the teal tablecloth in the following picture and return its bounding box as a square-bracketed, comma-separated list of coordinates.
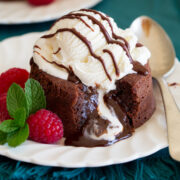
[0, 0, 180, 179]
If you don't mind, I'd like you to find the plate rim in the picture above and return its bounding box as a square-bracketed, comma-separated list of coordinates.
[0, 143, 168, 168]
[0, 0, 102, 25]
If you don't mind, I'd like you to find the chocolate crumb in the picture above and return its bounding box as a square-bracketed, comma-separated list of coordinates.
[168, 82, 180, 87]
[136, 43, 143, 48]
[95, 83, 100, 88]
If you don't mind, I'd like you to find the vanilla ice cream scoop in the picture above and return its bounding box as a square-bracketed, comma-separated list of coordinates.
[33, 9, 151, 141]
[33, 9, 150, 92]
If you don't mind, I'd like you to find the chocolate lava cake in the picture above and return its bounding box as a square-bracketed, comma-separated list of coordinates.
[30, 9, 156, 147]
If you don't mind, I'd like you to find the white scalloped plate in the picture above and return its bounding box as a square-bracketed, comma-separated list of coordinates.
[0, 0, 101, 24]
[0, 33, 180, 168]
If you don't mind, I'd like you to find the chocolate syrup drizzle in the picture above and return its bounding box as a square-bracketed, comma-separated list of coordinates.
[41, 9, 148, 81]
[80, 9, 148, 75]
[103, 49, 119, 76]
[42, 28, 112, 81]
[34, 45, 41, 50]
[81, 9, 130, 49]
[60, 16, 94, 32]
[65, 12, 132, 63]
[53, 47, 61, 54]
[61, 12, 133, 75]
[34, 51, 69, 73]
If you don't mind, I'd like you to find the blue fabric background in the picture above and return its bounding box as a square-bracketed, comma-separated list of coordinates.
[0, 0, 180, 179]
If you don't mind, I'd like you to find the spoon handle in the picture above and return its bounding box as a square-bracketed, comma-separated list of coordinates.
[156, 76, 180, 161]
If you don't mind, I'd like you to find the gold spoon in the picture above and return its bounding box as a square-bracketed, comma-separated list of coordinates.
[131, 16, 180, 161]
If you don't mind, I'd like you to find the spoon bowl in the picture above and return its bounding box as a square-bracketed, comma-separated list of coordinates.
[130, 16, 180, 161]
[130, 16, 175, 77]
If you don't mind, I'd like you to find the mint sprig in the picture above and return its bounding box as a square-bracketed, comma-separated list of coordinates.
[7, 83, 28, 118]
[14, 108, 26, 128]
[0, 120, 19, 133]
[7, 124, 29, 147]
[25, 79, 46, 115]
[0, 78, 46, 147]
[0, 131, 7, 145]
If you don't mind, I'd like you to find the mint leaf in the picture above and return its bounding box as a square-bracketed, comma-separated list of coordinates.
[0, 131, 7, 145]
[7, 124, 29, 147]
[14, 108, 26, 128]
[0, 120, 18, 133]
[7, 83, 28, 118]
[25, 79, 46, 115]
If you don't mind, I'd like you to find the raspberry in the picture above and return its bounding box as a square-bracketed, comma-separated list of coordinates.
[28, 0, 54, 6]
[0, 68, 29, 94]
[0, 93, 10, 123]
[27, 109, 63, 144]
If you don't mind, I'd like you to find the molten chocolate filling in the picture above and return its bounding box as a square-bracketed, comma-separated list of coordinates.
[64, 67, 133, 147]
